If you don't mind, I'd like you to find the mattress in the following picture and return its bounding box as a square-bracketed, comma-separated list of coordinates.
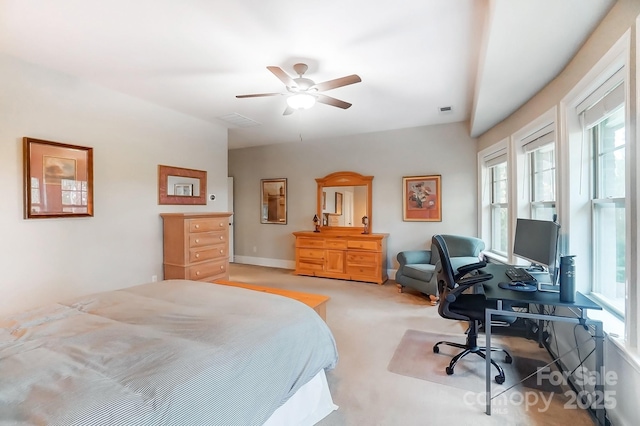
[0, 279, 338, 425]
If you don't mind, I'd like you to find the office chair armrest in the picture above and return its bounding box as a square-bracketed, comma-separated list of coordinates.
[454, 261, 487, 281]
[446, 273, 494, 302]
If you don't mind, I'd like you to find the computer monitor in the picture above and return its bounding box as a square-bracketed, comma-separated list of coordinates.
[513, 218, 560, 281]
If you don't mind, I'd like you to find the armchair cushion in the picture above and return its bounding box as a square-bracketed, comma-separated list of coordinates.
[395, 234, 485, 297]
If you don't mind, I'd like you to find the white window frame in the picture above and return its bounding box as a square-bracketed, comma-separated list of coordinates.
[559, 31, 634, 345]
[510, 109, 559, 266]
[478, 140, 509, 262]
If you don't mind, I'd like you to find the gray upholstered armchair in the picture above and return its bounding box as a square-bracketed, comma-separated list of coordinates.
[395, 234, 486, 297]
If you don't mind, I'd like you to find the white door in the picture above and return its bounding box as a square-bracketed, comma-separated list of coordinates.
[344, 190, 354, 227]
[227, 177, 234, 263]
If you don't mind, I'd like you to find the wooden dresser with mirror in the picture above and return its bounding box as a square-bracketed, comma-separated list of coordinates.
[293, 171, 388, 284]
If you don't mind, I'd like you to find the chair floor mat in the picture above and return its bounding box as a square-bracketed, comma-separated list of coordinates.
[387, 329, 565, 394]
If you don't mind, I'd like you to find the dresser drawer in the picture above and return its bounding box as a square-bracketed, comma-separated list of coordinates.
[189, 245, 227, 263]
[188, 259, 228, 281]
[296, 237, 325, 249]
[346, 264, 378, 278]
[326, 239, 348, 249]
[189, 231, 226, 247]
[347, 240, 380, 251]
[297, 259, 324, 272]
[347, 251, 378, 265]
[189, 218, 228, 233]
[298, 248, 325, 260]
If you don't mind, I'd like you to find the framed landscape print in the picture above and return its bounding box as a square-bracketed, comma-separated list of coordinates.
[23, 137, 94, 219]
[402, 175, 442, 221]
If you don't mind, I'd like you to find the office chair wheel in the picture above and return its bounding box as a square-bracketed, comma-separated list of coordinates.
[505, 354, 513, 364]
[433, 346, 440, 354]
[495, 375, 505, 384]
[446, 366, 454, 375]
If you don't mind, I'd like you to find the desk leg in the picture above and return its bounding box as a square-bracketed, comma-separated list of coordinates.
[594, 321, 605, 425]
[538, 303, 544, 348]
[485, 308, 492, 415]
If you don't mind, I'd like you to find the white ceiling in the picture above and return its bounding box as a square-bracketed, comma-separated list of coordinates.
[0, 0, 615, 149]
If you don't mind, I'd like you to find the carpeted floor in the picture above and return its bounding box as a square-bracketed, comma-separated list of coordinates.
[228, 263, 596, 426]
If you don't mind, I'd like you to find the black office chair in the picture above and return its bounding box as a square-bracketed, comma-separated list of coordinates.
[431, 234, 515, 384]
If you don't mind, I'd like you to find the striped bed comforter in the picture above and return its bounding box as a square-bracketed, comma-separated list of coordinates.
[0, 280, 338, 425]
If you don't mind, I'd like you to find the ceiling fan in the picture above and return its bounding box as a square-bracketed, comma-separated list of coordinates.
[236, 63, 361, 115]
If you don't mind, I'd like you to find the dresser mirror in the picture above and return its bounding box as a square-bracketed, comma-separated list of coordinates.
[158, 165, 207, 205]
[316, 171, 373, 231]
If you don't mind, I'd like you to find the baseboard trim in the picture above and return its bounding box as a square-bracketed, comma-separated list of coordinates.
[233, 255, 295, 270]
[233, 257, 397, 281]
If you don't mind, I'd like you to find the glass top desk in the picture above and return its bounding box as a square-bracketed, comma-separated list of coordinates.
[478, 263, 604, 424]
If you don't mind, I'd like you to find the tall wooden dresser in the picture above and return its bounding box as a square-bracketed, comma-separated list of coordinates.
[293, 230, 388, 284]
[161, 212, 232, 282]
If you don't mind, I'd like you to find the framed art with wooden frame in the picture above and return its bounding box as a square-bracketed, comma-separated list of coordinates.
[402, 175, 442, 221]
[261, 178, 287, 224]
[23, 137, 94, 219]
[335, 192, 343, 215]
[158, 165, 207, 205]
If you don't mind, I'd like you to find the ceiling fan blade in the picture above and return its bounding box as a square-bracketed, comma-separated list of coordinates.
[316, 94, 352, 109]
[236, 93, 281, 98]
[283, 105, 295, 115]
[267, 66, 296, 87]
[312, 74, 361, 92]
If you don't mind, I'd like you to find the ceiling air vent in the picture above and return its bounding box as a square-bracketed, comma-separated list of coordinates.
[217, 113, 261, 128]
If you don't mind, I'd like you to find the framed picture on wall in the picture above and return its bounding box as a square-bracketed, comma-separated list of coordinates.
[23, 137, 94, 219]
[402, 175, 442, 221]
[261, 178, 287, 224]
[335, 192, 343, 215]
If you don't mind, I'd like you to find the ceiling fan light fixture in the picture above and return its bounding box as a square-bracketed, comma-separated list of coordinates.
[287, 93, 316, 110]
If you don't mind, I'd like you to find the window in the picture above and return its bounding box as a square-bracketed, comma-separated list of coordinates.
[490, 160, 508, 256]
[576, 68, 626, 317]
[522, 124, 556, 221]
[591, 106, 625, 316]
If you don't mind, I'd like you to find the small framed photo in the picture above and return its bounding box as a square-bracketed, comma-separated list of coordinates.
[23, 137, 94, 219]
[403, 175, 442, 221]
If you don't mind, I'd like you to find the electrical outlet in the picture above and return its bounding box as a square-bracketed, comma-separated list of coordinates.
[151, 275, 158, 282]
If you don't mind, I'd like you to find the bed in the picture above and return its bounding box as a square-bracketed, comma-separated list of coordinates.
[0, 279, 339, 425]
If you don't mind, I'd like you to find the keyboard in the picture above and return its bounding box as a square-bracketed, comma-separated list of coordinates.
[505, 267, 536, 282]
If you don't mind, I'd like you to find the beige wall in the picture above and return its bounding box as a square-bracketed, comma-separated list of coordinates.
[0, 54, 229, 316]
[229, 122, 479, 271]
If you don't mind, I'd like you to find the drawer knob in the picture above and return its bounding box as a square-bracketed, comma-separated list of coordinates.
[195, 253, 200, 258]
[195, 239, 200, 243]
[219, 236, 224, 240]
[195, 224, 200, 229]
[220, 249, 224, 254]
[219, 222, 224, 227]
[196, 271, 200, 276]
[220, 265, 224, 270]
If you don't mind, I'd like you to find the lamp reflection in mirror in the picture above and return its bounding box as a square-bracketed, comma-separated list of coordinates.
[287, 93, 316, 110]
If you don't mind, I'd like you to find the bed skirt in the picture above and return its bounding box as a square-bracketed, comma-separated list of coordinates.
[263, 369, 337, 426]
